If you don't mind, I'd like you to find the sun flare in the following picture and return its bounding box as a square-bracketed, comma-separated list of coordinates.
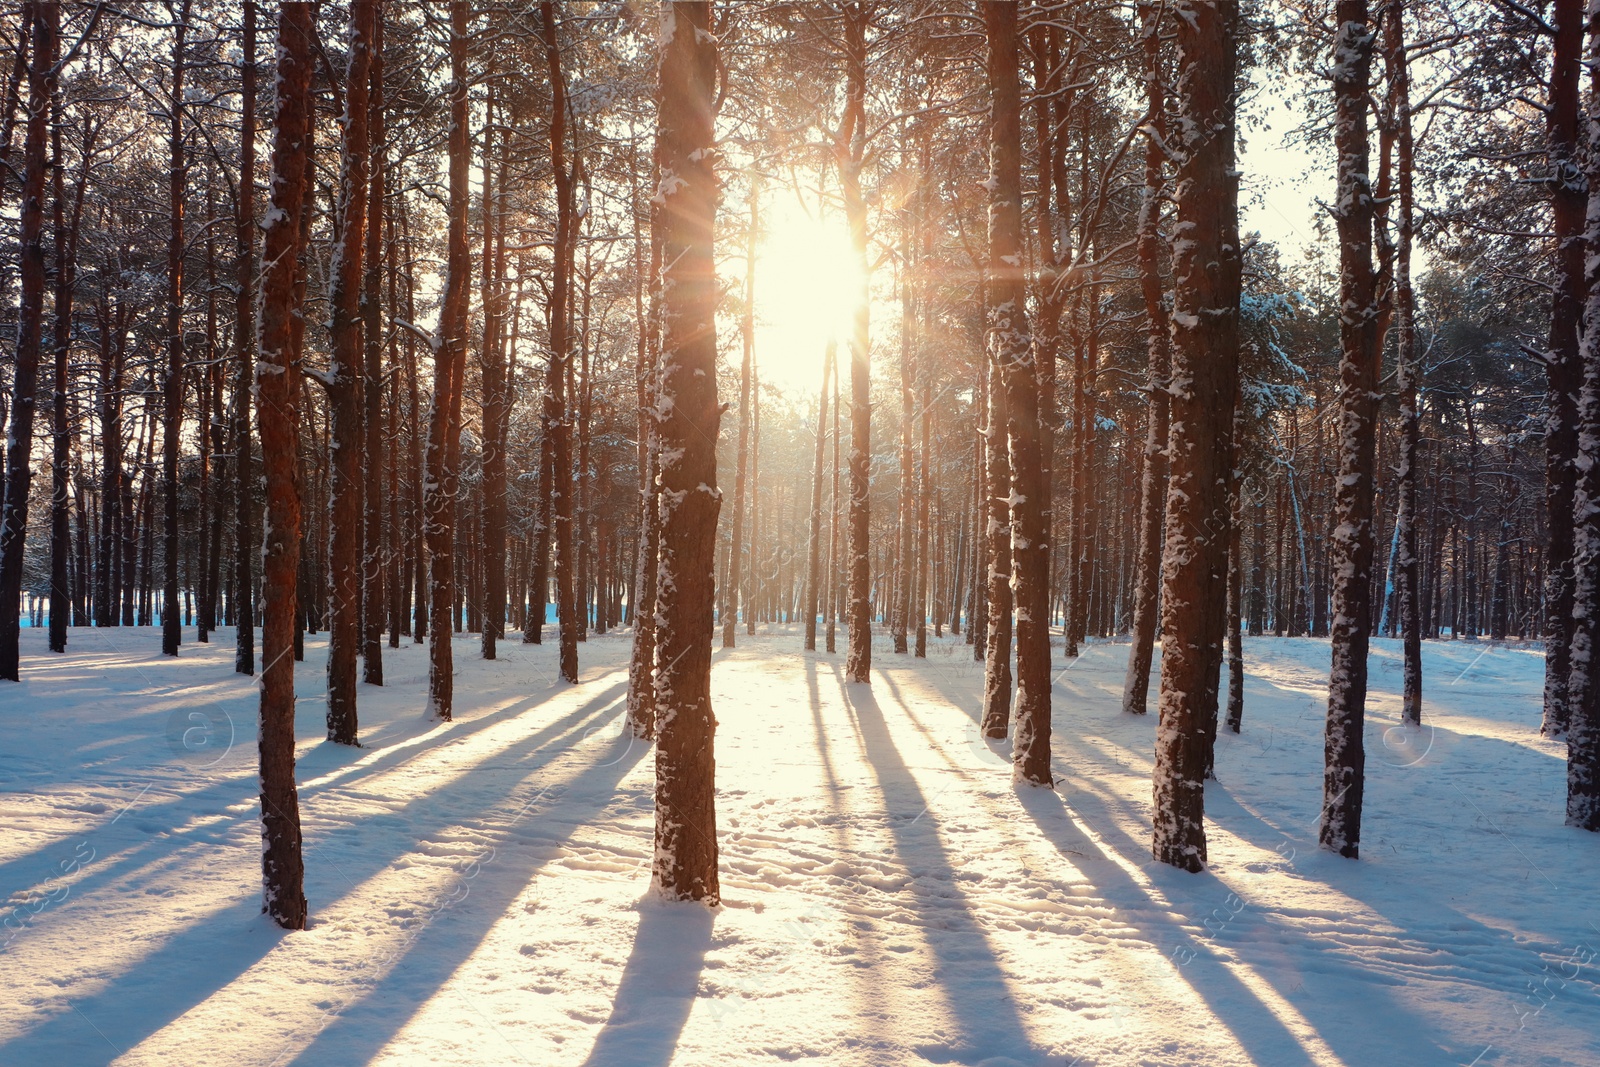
[750, 199, 863, 398]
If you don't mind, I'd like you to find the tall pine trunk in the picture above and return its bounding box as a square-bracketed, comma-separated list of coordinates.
[1320, 1, 1380, 860]
[423, 0, 471, 720]
[543, 0, 578, 683]
[255, 0, 313, 930]
[161, 2, 191, 657]
[0, 1, 54, 680]
[324, 0, 374, 745]
[1386, 0, 1422, 726]
[1563, 2, 1600, 829]
[361, 4, 385, 684]
[805, 343, 834, 651]
[627, 139, 660, 737]
[722, 188, 757, 648]
[985, 1, 1051, 785]
[652, 0, 721, 903]
[1150, 1, 1240, 872]
[839, 4, 873, 684]
[233, 0, 257, 674]
[48, 91, 84, 653]
[1123, 1, 1170, 716]
[1543, 0, 1586, 738]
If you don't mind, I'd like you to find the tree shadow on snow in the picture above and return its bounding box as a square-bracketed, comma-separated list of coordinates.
[1022, 773, 1458, 1067]
[578, 899, 715, 1067]
[0, 684, 635, 1066]
[277, 722, 650, 1067]
[830, 664, 1055, 1065]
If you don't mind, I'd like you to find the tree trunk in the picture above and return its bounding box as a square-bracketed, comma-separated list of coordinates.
[255, 0, 312, 930]
[1544, 0, 1586, 737]
[232, 0, 257, 674]
[839, 4, 873, 685]
[0, 1, 54, 680]
[1392, 0, 1422, 718]
[1564, 1, 1600, 829]
[1320, 1, 1380, 860]
[627, 137, 660, 737]
[985, 1, 1051, 785]
[362, 3, 385, 684]
[1123, 1, 1170, 716]
[722, 188, 757, 648]
[894, 224, 914, 655]
[161, 2, 191, 658]
[1225, 476, 1245, 733]
[980, 319, 1013, 735]
[827, 344, 841, 654]
[543, 0, 578, 683]
[805, 342, 834, 651]
[324, 0, 374, 746]
[1151, 0, 1240, 873]
[652, 0, 721, 904]
[481, 94, 509, 662]
[915, 338, 931, 658]
[423, 0, 471, 720]
[48, 85, 84, 654]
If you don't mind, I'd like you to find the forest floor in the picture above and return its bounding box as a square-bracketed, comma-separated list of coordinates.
[0, 623, 1596, 1066]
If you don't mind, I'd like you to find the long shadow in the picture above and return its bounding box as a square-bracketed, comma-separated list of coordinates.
[803, 657, 895, 1057]
[577, 901, 715, 1067]
[0, 685, 636, 1065]
[1029, 765, 1456, 1066]
[833, 666, 1052, 1064]
[283, 732, 651, 1067]
[0, 680, 629, 942]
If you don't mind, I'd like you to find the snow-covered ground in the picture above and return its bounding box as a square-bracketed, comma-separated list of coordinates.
[0, 623, 1596, 1066]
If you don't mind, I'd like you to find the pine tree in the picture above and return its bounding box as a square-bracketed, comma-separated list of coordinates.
[1123, 0, 1170, 717]
[1542, 0, 1586, 738]
[0, 1, 55, 681]
[255, 0, 314, 930]
[323, 0, 375, 746]
[423, 0, 473, 721]
[985, 0, 1051, 787]
[1150, 0, 1241, 873]
[1320, 0, 1381, 860]
[651, 0, 721, 904]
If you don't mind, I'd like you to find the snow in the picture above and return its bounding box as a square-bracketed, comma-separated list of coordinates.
[1, 627, 1598, 1065]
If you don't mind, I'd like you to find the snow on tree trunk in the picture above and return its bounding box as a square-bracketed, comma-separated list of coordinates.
[628, 150, 661, 739]
[0, 1, 54, 681]
[651, 0, 721, 904]
[362, 4, 387, 685]
[423, 1, 472, 720]
[254, 0, 313, 930]
[1384, 0, 1422, 727]
[325, 0, 374, 747]
[480, 96, 510, 664]
[1320, 1, 1380, 860]
[1123, 0, 1171, 717]
[232, 0, 257, 675]
[48, 80, 82, 655]
[543, 0, 579, 685]
[1543, 0, 1586, 738]
[1150, 0, 1241, 873]
[839, 5, 874, 686]
[1564, 0, 1600, 830]
[161, 2, 191, 659]
[981, 329, 1013, 738]
[985, 0, 1051, 786]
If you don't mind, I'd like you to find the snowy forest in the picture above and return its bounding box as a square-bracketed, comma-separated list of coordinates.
[1, 1, 1599, 1064]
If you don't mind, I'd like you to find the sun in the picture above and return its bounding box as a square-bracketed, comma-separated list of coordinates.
[749, 197, 862, 399]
